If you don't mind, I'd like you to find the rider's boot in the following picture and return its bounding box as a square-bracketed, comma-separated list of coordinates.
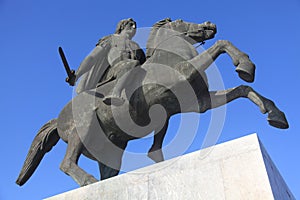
[102, 82, 125, 106]
[103, 95, 125, 106]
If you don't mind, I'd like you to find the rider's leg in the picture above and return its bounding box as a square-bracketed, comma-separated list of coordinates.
[103, 60, 140, 105]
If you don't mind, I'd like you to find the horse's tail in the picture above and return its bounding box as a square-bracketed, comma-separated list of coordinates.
[16, 119, 60, 186]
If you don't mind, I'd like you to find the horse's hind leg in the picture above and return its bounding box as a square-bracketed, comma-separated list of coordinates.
[190, 40, 255, 82]
[60, 131, 98, 186]
[98, 162, 120, 181]
[97, 140, 128, 180]
[148, 121, 169, 163]
[200, 85, 288, 129]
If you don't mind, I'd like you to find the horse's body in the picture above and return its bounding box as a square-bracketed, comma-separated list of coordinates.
[16, 18, 288, 187]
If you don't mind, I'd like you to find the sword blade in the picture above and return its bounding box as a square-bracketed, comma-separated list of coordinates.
[58, 47, 72, 77]
[58, 47, 76, 86]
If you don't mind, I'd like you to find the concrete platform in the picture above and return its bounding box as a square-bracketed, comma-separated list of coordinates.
[45, 134, 295, 200]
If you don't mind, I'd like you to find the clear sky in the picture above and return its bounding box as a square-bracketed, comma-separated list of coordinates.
[1, 0, 299, 199]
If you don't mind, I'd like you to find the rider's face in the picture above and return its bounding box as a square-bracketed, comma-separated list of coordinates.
[122, 21, 136, 39]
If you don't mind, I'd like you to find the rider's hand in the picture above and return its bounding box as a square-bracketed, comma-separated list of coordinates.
[66, 70, 76, 86]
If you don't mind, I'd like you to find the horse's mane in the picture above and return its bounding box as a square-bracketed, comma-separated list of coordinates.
[146, 18, 172, 58]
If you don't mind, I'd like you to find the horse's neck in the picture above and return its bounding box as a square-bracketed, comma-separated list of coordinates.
[149, 33, 198, 62]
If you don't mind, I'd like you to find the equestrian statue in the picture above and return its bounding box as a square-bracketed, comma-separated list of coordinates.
[16, 18, 289, 187]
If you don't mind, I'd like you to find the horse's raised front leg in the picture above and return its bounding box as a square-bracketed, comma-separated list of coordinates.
[199, 85, 288, 129]
[60, 131, 98, 186]
[148, 121, 169, 163]
[190, 40, 256, 82]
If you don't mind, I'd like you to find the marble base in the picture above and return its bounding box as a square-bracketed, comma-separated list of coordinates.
[45, 134, 295, 200]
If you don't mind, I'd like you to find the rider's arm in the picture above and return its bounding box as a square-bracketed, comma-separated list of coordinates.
[75, 45, 107, 81]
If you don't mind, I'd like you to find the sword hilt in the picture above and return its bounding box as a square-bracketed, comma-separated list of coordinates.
[65, 70, 76, 86]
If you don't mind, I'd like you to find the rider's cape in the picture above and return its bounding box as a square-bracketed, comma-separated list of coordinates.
[76, 37, 111, 94]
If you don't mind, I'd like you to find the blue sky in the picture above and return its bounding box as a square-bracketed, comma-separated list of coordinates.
[1, 0, 300, 199]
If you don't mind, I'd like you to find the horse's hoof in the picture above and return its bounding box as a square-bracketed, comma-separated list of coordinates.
[267, 110, 289, 129]
[81, 175, 98, 186]
[236, 62, 255, 83]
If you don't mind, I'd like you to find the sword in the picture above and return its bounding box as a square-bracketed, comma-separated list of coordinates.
[58, 47, 76, 86]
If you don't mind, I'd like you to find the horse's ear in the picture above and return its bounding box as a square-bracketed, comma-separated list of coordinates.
[163, 17, 172, 22]
[159, 18, 172, 24]
[153, 18, 172, 27]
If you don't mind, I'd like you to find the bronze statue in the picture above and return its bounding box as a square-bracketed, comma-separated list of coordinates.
[64, 18, 146, 105]
[16, 18, 288, 187]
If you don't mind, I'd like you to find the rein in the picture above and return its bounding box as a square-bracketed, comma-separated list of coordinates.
[195, 41, 205, 48]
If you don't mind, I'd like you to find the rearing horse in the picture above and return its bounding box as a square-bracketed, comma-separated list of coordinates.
[16, 18, 288, 187]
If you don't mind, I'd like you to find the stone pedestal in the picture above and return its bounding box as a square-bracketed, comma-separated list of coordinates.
[45, 134, 295, 200]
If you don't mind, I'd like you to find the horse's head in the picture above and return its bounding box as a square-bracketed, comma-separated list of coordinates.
[166, 19, 217, 44]
[151, 18, 217, 43]
[146, 18, 217, 58]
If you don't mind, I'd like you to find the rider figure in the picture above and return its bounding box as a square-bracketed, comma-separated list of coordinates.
[72, 18, 146, 105]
